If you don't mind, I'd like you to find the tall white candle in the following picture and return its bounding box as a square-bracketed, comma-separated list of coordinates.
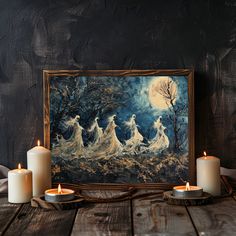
[27, 140, 51, 196]
[196, 152, 221, 196]
[8, 164, 32, 203]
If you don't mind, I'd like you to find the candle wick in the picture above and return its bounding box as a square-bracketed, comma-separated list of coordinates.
[185, 182, 190, 191]
[58, 184, 62, 194]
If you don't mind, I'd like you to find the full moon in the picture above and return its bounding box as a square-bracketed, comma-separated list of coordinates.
[148, 76, 178, 109]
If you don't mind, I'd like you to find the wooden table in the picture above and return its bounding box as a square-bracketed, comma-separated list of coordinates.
[0, 189, 236, 236]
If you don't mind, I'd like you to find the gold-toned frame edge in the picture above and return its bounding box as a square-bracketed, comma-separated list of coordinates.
[43, 69, 195, 189]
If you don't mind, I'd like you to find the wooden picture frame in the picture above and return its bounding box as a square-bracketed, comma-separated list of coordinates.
[44, 69, 194, 189]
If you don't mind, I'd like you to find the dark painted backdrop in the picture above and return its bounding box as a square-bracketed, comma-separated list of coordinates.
[0, 0, 235, 169]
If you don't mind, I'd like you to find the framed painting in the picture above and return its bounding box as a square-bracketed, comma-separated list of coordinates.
[44, 69, 194, 189]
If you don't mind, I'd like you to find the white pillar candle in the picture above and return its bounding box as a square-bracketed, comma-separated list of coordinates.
[27, 140, 51, 196]
[8, 164, 32, 203]
[196, 152, 221, 196]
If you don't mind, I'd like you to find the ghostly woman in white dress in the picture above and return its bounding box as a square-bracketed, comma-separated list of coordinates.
[55, 115, 85, 156]
[148, 116, 169, 153]
[124, 114, 144, 152]
[94, 115, 123, 156]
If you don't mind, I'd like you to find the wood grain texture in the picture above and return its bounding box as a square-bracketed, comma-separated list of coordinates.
[0, 195, 22, 235]
[0, 0, 235, 169]
[132, 190, 196, 235]
[187, 197, 236, 236]
[4, 203, 77, 236]
[1, 190, 236, 235]
[71, 190, 131, 236]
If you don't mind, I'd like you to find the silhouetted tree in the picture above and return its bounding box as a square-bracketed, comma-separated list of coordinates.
[157, 78, 187, 151]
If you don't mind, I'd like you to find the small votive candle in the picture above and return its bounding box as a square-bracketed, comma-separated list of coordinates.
[8, 164, 32, 203]
[45, 184, 75, 202]
[173, 182, 203, 198]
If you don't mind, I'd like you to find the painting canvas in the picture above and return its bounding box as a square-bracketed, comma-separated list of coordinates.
[44, 70, 194, 187]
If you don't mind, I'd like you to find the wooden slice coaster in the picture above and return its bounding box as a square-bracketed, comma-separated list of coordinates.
[31, 195, 85, 210]
[163, 191, 213, 206]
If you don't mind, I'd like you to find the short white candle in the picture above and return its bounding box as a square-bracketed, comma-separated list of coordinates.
[27, 140, 51, 196]
[173, 182, 203, 198]
[8, 164, 32, 203]
[45, 184, 75, 202]
[196, 151, 221, 196]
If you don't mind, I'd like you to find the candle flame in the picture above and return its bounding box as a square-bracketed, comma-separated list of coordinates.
[18, 163, 21, 169]
[58, 184, 62, 194]
[37, 140, 40, 146]
[203, 151, 207, 157]
[185, 182, 190, 191]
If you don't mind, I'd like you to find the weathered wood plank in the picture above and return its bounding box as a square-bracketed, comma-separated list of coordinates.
[133, 190, 196, 236]
[71, 190, 131, 236]
[0, 194, 22, 235]
[4, 203, 77, 236]
[187, 197, 236, 236]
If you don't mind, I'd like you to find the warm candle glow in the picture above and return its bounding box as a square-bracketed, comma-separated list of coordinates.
[185, 182, 190, 191]
[58, 184, 62, 194]
[37, 140, 40, 146]
[18, 163, 21, 170]
[203, 151, 207, 159]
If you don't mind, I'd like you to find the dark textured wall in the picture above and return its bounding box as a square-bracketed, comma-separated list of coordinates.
[0, 0, 236, 169]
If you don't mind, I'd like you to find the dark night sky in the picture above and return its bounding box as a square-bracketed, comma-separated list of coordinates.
[50, 75, 188, 149]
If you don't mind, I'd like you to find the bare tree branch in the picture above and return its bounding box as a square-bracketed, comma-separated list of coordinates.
[155, 78, 187, 151]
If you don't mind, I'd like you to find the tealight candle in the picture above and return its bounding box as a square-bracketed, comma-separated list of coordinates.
[27, 140, 51, 196]
[45, 184, 75, 202]
[8, 164, 32, 203]
[197, 151, 221, 196]
[173, 182, 203, 198]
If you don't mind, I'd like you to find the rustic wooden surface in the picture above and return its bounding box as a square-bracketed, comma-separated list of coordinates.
[0, 195, 21, 235]
[188, 197, 236, 236]
[133, 191, 196, 235]
[3, 203, 77, 236]
[0, 190, 236, 236]
[71, 190, 131, 236]
[72, 201, 131, 236]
